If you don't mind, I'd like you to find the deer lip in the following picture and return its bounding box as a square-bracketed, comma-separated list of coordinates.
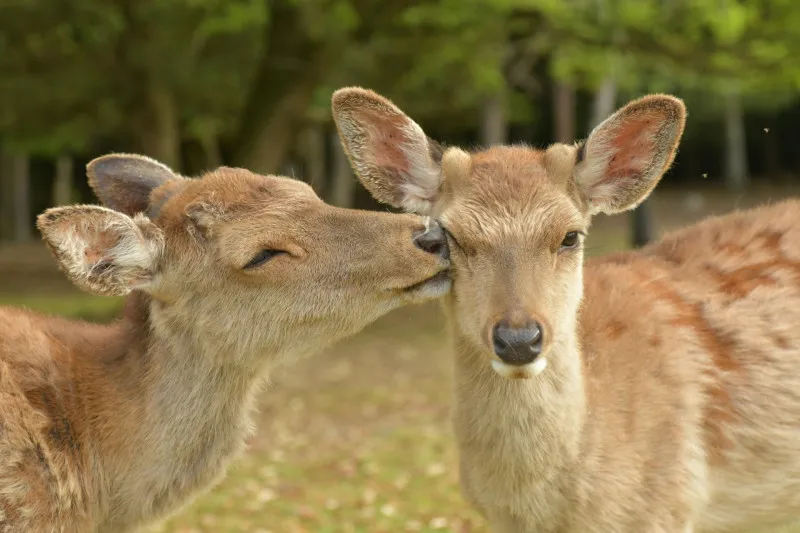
[491, 357, 548, 379]
[398, 269, 451, 293]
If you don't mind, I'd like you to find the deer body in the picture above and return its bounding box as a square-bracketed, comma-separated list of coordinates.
[0, 155, 451, 533]
[333, 87, 800, 532]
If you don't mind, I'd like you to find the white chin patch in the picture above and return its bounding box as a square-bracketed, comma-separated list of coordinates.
[491, 357, 548, 379]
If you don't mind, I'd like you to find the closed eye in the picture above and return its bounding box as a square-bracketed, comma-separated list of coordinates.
[243, 249, 288, 269]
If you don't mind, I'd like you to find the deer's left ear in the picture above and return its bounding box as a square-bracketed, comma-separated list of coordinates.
[37, 205, 164, 296]
[575, 94, 686, 215]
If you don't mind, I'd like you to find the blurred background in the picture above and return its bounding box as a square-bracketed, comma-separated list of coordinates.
[1, 0, 800, 531]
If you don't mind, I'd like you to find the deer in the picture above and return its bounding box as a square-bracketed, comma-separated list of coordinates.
[0, 153, 451, 533]
[332, 87, 800, 533]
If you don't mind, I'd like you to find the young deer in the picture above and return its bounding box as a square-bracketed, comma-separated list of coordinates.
[0, 154, 450, 533]
[333, 88, 800, 532]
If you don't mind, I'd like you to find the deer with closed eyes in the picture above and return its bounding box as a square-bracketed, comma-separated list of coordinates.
[0, 154, 450, 532]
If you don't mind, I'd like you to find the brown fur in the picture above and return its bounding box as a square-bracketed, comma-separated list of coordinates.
[0, 154, 450, 533]
[333, 87, 800, 532]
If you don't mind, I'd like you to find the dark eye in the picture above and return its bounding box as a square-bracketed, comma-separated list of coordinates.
[243, 249, 286, 269]
[560, 231, 580, 250]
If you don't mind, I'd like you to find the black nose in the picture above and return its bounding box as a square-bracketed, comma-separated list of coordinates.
[492, 321, 543, 365]
[413, 220, 450, 260]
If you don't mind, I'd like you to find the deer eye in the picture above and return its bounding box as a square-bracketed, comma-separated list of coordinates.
[560, 231, 580, 251]
[243, 249, 287, 269]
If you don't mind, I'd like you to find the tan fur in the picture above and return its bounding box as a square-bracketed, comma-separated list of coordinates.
[0, 154, 450, 533]
[334, 87, 800, 533]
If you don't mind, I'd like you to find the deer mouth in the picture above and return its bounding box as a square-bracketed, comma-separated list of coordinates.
[399, 269, 452, 296]
[490, 357, 548, 379]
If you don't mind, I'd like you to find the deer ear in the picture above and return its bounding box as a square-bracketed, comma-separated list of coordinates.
[332, 87, 443, 214]
[37, 205, 164, 296]
[87, 153, 184, 217]
[575, 94, 686, 215]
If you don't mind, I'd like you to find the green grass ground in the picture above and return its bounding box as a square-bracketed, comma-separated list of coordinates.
[3, 184, 800, 532]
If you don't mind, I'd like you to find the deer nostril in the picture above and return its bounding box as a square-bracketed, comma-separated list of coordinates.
[413, 221, 450, 261]
[492, 320, 543, 366]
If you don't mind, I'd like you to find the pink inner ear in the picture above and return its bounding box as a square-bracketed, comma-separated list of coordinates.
[83, 247, 105, 264]
[82, 229, 119, 265]
[361, 110, 413, 175]
[605, 112, 661, 180]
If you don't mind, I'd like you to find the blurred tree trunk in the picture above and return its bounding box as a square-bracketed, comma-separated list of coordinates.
[723, 88, 748, 192]
[303, 123, 327, 196]
[763, 116, 781, 178]
[480, 91, 508, 146]
[683, 141, 701, 179]
[113, 1, 181, 171]
[590, 78, 617, 129]
[135, 83, 181, 170]
[11, 153, 32, 243]
[0, 150, 13, 242]
[553, 80, 575, 143]
[200, 133, 222, 170]
[630, 202, 654, 248]
[234, 79, 320, 176]
[53, 155, 74, 207]
[232, 0, 328, 175]
[330, 131, 355, 208]
[231, 0, 421, 175]
[183, 134, 223, 175]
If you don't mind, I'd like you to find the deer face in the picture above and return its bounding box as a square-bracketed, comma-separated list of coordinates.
[37, 156, 451, 363]
[332, 88, 685, 379]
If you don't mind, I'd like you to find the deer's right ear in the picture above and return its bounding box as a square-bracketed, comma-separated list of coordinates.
[332, 87, 442, 214]
[37, 205, 164, 296]
[87, 153, 183, 217]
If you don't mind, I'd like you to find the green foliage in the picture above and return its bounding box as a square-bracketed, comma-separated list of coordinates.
[2, 0, 800, 158]
[0, 0, 265, 156]
[0, 2, 116, 153]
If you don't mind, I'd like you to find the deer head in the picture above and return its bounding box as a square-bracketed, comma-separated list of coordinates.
[332, 88, 685, 379]
[37, 154, 451, 365]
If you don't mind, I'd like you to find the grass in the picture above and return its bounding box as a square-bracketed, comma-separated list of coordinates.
[153, 416, 484, 533]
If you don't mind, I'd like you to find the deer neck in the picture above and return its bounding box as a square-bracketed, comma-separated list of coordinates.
[90, 292, 273, 528]
[450, 320, 587, 521]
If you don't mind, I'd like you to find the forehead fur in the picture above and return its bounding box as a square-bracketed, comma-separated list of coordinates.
[152, 168, 318, 224]
[441, 145, 588, 242]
